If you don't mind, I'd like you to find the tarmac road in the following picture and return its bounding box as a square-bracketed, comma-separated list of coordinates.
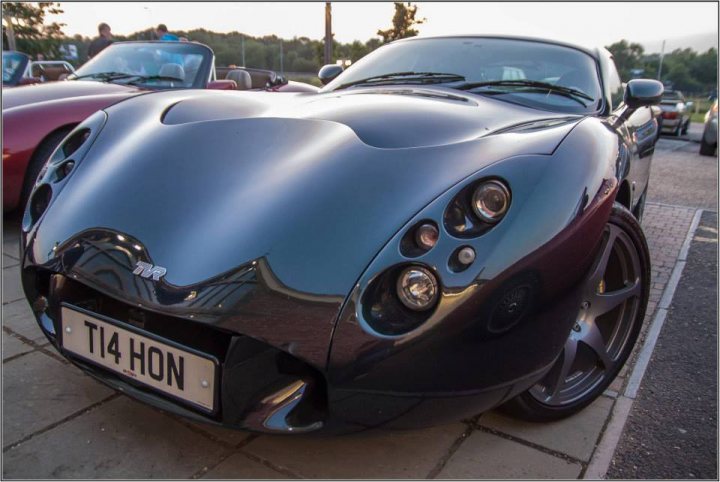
[607, 210, 718, 479]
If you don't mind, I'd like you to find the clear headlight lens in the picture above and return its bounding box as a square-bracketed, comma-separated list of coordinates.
[396, 266, 439, 311]
[472, 180, 510, 223]
[415, 223, 439, 250]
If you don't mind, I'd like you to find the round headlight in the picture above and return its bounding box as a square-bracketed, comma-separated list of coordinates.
[472, 180, 510, 224]
[396, 266, 439, 311]
[415, 223, 439, 250]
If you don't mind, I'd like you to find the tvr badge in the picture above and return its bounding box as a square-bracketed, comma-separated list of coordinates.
[133, 261, 166, 281]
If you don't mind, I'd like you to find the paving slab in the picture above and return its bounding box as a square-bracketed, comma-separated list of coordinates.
[2, 298, 46, 343]
[244, 423, 467, 479]
[479, 396, 614, 462]
[648, 139, 718, 210]
[2, 397, 227, 479]
[202, 452, 289, 479]
[3, 253, 19, 268]
[3, 266, 24, 304]
[176, 416, 253, 446]
[2, 331, 35, 360]
[2, 225, 20, 260]
[2, 351, 115, 448]
[437, 430, 582, 479]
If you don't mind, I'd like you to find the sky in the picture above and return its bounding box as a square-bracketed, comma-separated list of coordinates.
[48, 2, 719, 53]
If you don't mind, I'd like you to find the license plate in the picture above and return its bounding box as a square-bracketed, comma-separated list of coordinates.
[60, 305, 217, 412]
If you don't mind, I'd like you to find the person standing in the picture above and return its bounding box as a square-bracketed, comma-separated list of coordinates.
[155, 24, 179, 41]
[88, 23, 113, 58]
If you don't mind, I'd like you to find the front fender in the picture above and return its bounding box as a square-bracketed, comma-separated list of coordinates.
[327, 118, 618, 399]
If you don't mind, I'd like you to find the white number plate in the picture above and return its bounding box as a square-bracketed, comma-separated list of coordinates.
[60, 305, 217, 412]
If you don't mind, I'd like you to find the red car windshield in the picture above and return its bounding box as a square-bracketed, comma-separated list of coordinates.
[68, 42, 211, 89]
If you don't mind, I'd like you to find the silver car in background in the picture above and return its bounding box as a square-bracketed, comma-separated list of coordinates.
[700, 99, 718, 156]
[660, 90, 692, 136]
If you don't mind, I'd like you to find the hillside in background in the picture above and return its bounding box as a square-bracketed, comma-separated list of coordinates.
[641, 32, 718, 54]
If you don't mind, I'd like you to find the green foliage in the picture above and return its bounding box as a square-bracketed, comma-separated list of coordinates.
[2, 2, 65, 57]
[607, 39, 717, 95]
[49, 28, 384, 73]
[377, 2, 424, 43]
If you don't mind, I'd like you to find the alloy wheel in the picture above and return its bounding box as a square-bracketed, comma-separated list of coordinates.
[529, 223, 643, 406]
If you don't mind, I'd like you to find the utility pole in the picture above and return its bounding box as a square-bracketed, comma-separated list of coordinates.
[241, 35, 245, 67]
[657, 40, 666, 81]
[324, 2, 332, 65]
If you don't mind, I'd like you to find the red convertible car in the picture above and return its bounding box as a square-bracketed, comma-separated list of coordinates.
[3, 41, 316, 212]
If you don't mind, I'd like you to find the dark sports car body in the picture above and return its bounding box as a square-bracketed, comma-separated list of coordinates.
[19, 36, 663, 434]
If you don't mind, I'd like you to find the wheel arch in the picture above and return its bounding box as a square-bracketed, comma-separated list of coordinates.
[615, 180, 632, 210]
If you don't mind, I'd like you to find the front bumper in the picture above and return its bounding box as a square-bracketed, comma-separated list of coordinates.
[23, 267, 555, 434]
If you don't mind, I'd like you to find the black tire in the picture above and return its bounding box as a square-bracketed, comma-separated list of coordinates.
[18, 128, 71, 213]
[699, 137, 716, 156]
[681, 119, 689, 135]
[500, 203, 650, 422]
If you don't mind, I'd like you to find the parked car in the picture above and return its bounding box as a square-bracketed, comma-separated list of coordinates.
[216, 65, 318, 92]
[2, 41, 316, 212]
[699, 99, 718, 156]
[29, 60, 76, 82]
[2, 51, 75, 87]
[18, 35, 662, 433]
[659, 90, 692, 136]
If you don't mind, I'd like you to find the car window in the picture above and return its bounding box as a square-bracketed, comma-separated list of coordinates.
[323, 37, 603, 114]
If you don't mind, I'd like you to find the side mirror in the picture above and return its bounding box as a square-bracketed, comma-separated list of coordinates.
[318, 64, 343, 85]
[207, 79, 237, 91]
[624, 79, 664, 110]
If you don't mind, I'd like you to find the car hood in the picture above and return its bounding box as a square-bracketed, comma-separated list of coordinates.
[30, 87, 580, 291]
[2, 80, 140, 110]
[161, 86, 582, 148]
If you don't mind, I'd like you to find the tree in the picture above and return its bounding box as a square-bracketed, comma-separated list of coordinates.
[606, 39, 645, 80]
[377, 2, 424, 43]
[2, 2, 64, 57]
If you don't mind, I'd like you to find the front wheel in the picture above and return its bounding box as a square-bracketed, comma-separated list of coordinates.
[501, 203, 650, 422]
[699, 137, 716, 156]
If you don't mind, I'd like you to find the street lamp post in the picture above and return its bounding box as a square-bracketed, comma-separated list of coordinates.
[657, 40, 666, 80]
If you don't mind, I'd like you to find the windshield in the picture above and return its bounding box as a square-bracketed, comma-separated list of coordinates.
[323, 37, 603, 114]
[2, 51, 28, 84]
[68, 42, 211, 89]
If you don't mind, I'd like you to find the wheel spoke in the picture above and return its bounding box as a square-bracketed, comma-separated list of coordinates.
[588, 225, 620, 286]
[549, 337, 578, 400]
[582, 321, 612, 369]
[592, 280, 641, 316]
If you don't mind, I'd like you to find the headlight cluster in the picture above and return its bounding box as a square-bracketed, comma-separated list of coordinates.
[363, 177, 512, 336]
